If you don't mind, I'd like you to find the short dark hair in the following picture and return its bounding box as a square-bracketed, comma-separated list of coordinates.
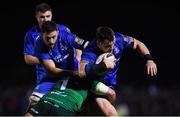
[41, 21, 58, 33]
[95, 26, 115, 42]
[35, 3, 52, 15]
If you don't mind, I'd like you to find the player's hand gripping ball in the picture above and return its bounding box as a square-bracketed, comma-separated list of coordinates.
[96, 52, 116, 74]
[96, 52, 115, 64]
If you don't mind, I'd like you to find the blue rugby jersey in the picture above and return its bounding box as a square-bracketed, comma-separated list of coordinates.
[81, 33, 133, 86]
[34, 30, 86, 94]
[24, 24, 72, 94]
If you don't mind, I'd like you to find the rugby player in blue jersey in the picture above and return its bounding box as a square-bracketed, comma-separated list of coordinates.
[23, 3, 83, 106]
[25, 21, 89, 116]
[79, 26, 157, 116]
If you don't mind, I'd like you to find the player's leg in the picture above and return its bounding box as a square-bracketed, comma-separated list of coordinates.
[25, 91, 44, 114]
[90, 81, 118, 116]
[95, 97, 118, 116]
[25, 100, 49, 116]
[92, 81, 116, 104]
[25, 82, 56, 115]
[85, 95, 118, 116]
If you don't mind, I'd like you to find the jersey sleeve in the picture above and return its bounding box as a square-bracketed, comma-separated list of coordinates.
[63, 31, 87, 50]
[58, 24, 88, 49]
[57, 24, 71, 33]
[121, 34, 135, 48]
[81, 49, 99, 76]
[24, 32, 35, 55]
[37, 52, 51, 61]
[81, 50, 97, 64]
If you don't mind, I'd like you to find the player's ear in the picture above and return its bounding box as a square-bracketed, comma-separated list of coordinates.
[96, 40, 102, 47]
[56, 30, 59, 36]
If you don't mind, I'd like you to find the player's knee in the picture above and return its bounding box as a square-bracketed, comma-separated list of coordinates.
[108, 88, 116, 97]
[107, 88, 116, 104]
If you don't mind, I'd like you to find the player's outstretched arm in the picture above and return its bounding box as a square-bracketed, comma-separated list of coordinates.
[133, 39, 157, 76]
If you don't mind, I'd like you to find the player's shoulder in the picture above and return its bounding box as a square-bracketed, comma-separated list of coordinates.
[115, 32, 132, 42]
[25, 25, 40, 35]
[114, 32, 124, 39]
[83, 40, 100, 57]
[28, 25, 39, 32]
[114, 32, 125, 43]
[57, 23, 71, 32]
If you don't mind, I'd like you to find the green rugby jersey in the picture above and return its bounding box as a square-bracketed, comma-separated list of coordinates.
[41, 80, 88, 112]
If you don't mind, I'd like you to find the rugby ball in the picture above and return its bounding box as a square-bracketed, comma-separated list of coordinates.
[95, 53, 115, 64]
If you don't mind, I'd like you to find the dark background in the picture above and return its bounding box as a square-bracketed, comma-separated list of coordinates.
[0, 0, 179, 115]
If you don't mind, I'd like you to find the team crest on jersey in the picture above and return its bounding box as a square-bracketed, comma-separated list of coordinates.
[55, 55, 62, 62]
[75, 37, 84, 45]
[54, 54, 70, 62]
[61, 45, 68, 51]
[32, 33, 40, 41]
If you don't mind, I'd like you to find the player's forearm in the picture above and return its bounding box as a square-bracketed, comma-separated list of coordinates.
[48, 67, 77, 79]
[43, 60, 77, 78]
[79, 62, 88, 78]
[79, 61, 104, 78]
[82, 62, 107, 77]
[24, 55, 40, 65]
[135, 40, 155, 62]
[75, 49, 82, 62]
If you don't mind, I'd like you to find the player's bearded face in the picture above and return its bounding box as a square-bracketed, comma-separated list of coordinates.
[97, 39, 115, 53]
[42, 31, 58, 48]
[36, 11, 52, 28]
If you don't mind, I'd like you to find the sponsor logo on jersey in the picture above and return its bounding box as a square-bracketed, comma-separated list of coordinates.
[75, 37, 84, 45]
